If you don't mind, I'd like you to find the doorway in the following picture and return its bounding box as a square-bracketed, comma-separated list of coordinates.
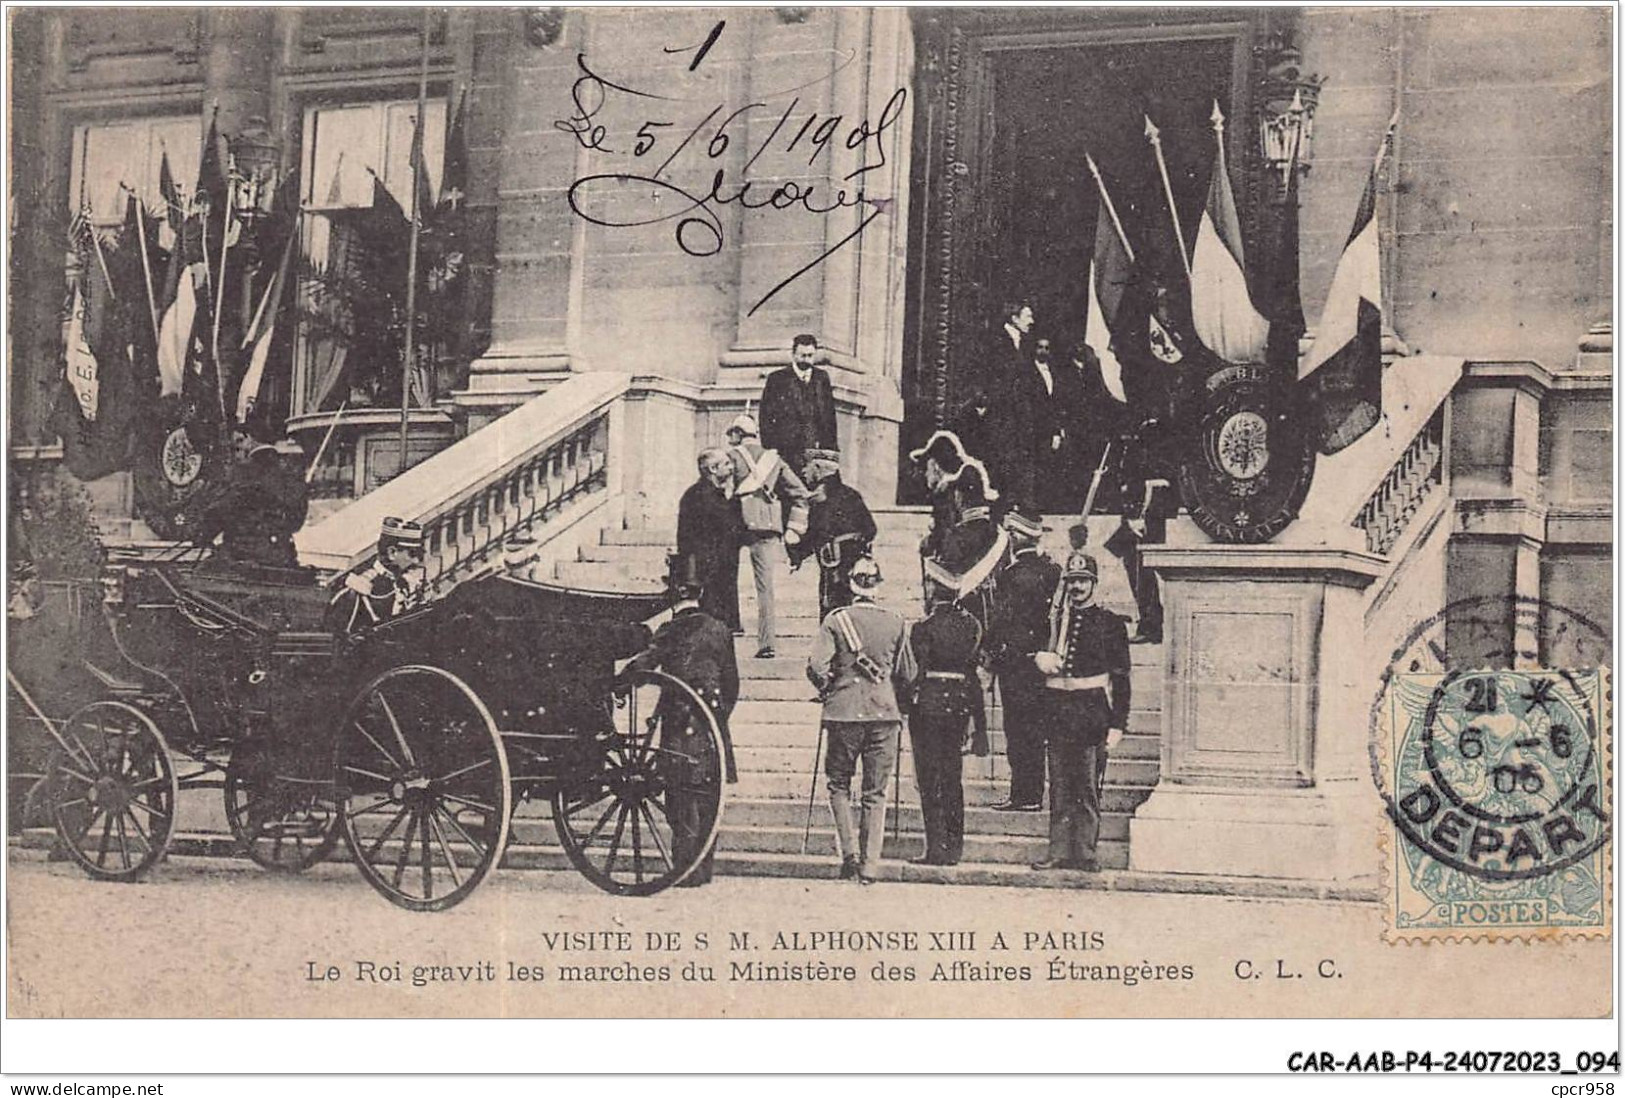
[900, 10, 1267, 502]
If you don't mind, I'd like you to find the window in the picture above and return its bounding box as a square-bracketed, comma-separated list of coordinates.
[295, 98, 448, 417]
[69, 115, 201, 243]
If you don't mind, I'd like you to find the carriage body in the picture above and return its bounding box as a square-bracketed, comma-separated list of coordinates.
[15, 560, 726, 909]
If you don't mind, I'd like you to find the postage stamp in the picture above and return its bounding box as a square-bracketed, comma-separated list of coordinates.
[1371, 598, 1612, 943]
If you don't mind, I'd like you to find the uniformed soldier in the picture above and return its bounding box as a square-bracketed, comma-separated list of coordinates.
[908, 429, 969, 560]
[325, 517, 425, 635]
[984, 506, 1060, 812]
[791, 451, 877, 620]
[922, 458, 1009, 633]
[623, 554, 741, 886]
[906, 584, 987, 866]
[807, 556, 918, 884]
[191, 430, 310, 568]
[1030, 550, 1131, 872]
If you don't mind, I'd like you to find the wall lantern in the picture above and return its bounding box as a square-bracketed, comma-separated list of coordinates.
[1256, 34, 1324, 185]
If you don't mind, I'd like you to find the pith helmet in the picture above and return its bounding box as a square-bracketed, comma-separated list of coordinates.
[728, 413, 759, 438]
[848, 555, 883, 588]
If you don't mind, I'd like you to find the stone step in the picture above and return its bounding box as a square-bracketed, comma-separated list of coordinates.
[729, 744, 1161, 787]
[577, 542, 673, 567]
[733, 674, 1165, 715]
[601, 527, 678, 547]
[725, 771, 1158, 813]
[731, 637, 1164, 671]
[729, 716, 1163, 756]
[718, 795, 1107, 838]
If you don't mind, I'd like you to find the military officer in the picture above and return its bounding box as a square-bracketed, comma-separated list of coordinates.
[908, 429, 969, 559]
[1031, 551, 1131, 872]
[326, 517, 425, 635]
[922, 458, 1008, 633]
[623, 554, 741, 886]
[807, 556, 918, 884]
[985, 506, 1059, 812]
[907, 584, 986, 866]
[192, 429, 310, 568]
[791, 451, 877, 620]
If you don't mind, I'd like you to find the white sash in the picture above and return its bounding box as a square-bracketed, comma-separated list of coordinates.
[733, 445, 782, 499]
[923, 527, 1010, 597]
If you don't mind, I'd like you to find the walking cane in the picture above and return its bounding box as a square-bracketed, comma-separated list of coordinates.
[801, 722, 824, 855]
[892, 721, 904, 843]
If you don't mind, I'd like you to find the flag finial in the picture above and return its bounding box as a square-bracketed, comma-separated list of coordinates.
[1143, 115, 1161, 144]
[1210, 99, 1225, 133]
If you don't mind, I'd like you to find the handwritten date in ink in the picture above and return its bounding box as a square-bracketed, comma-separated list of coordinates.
[554, 53, 906, 315]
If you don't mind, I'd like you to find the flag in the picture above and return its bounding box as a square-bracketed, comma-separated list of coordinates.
[1299, 123, 1394, 455]
[1262, 143, 1306, 377]
[236, 171, 301, 424]
[55, 199, 149, 480]
[424, 91, 473, 368]
[1190, 135, 1270, 364]
[1083, 202, 1131, 404]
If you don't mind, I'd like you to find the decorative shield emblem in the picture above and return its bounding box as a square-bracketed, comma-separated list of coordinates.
[1178, 363, 1316, 544]
[160, 426, 204, 488]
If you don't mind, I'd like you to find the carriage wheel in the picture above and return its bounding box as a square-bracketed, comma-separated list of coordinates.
[336, 665, 511, 912]
[47, 700, 178, 882]
[552, 669, 728, 897]
[224, 742, 342, 873]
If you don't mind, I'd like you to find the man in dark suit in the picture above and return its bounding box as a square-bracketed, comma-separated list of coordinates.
[985, 506, 1060, 812]
[986, 300, 1034, 509]
[758, 333, 838, 479]
[1026, 335, 1077, 513]
[623, 554, 741, 886]
[192, 429, 310, 568]
[1104, 424, 1173, 645]
[676, 447, 744, 633]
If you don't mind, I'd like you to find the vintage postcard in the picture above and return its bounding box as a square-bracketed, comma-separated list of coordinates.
[3, 2, 1615, 1059]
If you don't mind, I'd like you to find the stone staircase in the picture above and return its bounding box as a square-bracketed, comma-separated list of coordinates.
[522, 507, 1165, 880]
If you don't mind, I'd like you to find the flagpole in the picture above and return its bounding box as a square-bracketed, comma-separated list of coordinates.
[85, 213, 118, 302]
[400, 7, 432, 479]
[306, 399, 349, 485]
[1085, 152, 1136, 264]
[1144, 115, 1191, 281]
[124, 184, 162, 347]
[211, 170, 235, 438]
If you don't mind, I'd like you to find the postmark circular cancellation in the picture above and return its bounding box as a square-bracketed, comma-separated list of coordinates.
[1369, 596, 1612, 943]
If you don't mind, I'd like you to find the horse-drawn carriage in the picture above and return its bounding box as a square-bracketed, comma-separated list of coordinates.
[9, 556, 728, 911]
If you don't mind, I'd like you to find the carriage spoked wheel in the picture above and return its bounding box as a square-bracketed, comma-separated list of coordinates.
[552, 669, 728, 897]
[46, 700, 179, 882]
[223, 742, 342, 873]
[336, 665, 512, 912]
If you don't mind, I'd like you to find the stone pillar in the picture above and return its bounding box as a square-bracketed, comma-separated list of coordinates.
[1129, 545, 1384, 882]
[204, 10, 275, 150]
[1444, 361, 1552, 667]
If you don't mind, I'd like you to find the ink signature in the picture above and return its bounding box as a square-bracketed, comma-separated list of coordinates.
[555, 52, 906, 316]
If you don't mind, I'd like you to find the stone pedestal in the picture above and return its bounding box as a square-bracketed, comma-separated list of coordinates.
[1129, 545, 1384, 882]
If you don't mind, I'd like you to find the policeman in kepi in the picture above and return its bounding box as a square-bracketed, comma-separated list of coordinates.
[624, 553, 741, 886]
[326, 516, 426, 635]
[1030, 550, 1130, 873]
[906, 582, 987, 866]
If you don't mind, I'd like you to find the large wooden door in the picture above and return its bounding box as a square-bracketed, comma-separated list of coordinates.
[900, 9, 1287, 501]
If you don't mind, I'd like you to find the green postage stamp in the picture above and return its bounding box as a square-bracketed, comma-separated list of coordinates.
[1377, 666, 1611, 943]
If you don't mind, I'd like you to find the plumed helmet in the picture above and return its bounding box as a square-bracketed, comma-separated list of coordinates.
[908, 429, 969, 474]
[848, 555, 883, 588]
[942, 455, 999, 503]
[728, 413, 759, 438]
[1062, 549, 1099, 582]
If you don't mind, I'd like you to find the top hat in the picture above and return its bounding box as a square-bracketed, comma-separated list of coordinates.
[665, 552, 704, 600]
[728, 413, 759, 438]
